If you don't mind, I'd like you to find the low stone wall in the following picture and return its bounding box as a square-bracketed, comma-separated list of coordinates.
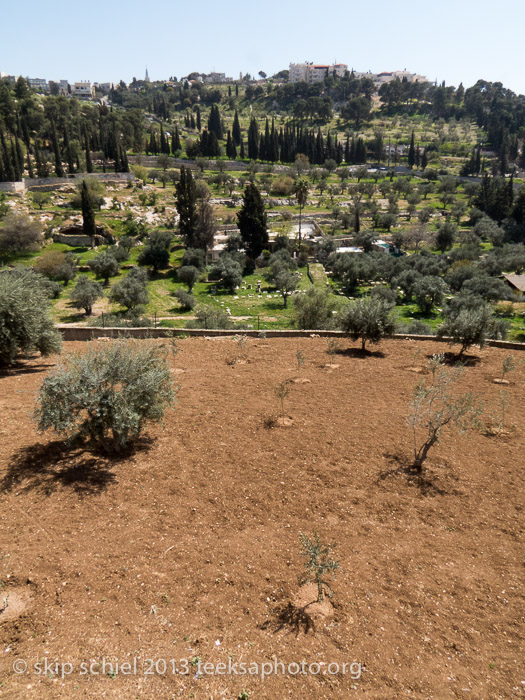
[55, 326, 525, 350]
[0, 181, 25, 193]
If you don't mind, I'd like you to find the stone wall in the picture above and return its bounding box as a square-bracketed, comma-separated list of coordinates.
[0, 181, 25, 193]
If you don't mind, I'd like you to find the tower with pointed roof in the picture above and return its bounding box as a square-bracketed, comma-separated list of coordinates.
[145, 67, 150, 82]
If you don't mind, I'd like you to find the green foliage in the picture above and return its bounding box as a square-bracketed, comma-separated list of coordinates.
[70, 275, 103, 315]
[0, 212, 43, 252]
[237, 182, 268, 261]
[438, 299, 507, 356]
[338, 296, 396, 350]
[298, 532, 341, 602]
[408, 355, 483, 471]
[0, 270, 62, 365]
[274, 380, 291, 417]
[109, 267, 149, 310]
[173, 288, 196, 311]
[293, 287, 337, 330]
[138, 243, 170, 272]
[177, 265, 199, 292]
[34, 339, 176, 453]
[186, 305, 233, 330]
[88, 251, 119, 285]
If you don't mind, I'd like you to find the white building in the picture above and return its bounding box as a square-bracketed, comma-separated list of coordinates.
[72, 81, 95, 98]
[289, 62, 348, 84]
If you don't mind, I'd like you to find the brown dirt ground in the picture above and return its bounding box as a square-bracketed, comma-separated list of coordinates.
[0, 338, 523, 700]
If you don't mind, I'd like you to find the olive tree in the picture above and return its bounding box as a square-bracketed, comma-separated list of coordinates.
[338, 296, 396, 351]
[34, 339, 176, 453]
[70, 275, 103, 315]
[0, 271, 62, 365]
[408, 356, 482, 472]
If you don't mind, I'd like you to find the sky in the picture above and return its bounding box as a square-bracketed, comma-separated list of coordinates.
[1, 0, 524, 95]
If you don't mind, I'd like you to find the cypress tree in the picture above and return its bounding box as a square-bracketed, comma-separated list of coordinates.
[237, 182, 268, 261]
[176, 166, 197, 246]
[85, 135, 93, 173]
[160, 124, 167, 154]
[240, 139, 245, 160]
[421, 148, 428, 170]
[247, 117, 259, 160]
[50, 120, 64, 177]
[196, 106, 201, 132]
[172, 125, 182, 153]
[190, 113, 196, 130]
[232, 110, 241, 145]
[81, 179, 97, 239]
[408, 131, 416, 168]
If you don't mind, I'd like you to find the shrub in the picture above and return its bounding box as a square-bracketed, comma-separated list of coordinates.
[186, 305, 233, 329]
[88, 251, 119, 285]
[270, 176, 294, 196]
[293, 288, 337, 330]
[35, 339, 176, 453]
[174, 288, 196, 311]
[87, 310, 153, 328]
[0, 212, 43, 252]
[437, 301, 508, 357]
[70, 275, 103, 315]
[110, 268, 149, 310]
[0, 270, 62, 365]
[177, 265, 200, 292]
[181, 247, 206, 270]
[338, 297, 396, 351]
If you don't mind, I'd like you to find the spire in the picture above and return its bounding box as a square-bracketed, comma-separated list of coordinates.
[145, 67, 150, 82]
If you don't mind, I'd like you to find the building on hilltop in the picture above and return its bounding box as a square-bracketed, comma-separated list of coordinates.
[289, 62, 348, 84]
[27, 77, 49, 93]
[71, 81, 95, 98]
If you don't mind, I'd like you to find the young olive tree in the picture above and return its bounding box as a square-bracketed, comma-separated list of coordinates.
[298, 532, 341, 603]
[338, 296, 396, 351]
[408, 355, 482, 472]
[35, 339, 176, 453]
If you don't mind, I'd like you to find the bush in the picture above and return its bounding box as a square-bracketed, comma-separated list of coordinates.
[0, 270, 62, 365]
[34, 339, 176, 453]
[437, 304, 508, 357]
[293, 288, 338, 330]
[174, 288, 196, 311]
[0, 212, 43, 252]
[35, 250, 77, 285]
[270, 176, 294, 196]
[177, 265, 200, 292]
[88, 251, 119, 285]
[338, 296, 396, 350]
[181, 247, 206, 270]
[109, 267, 149, 310]
[186, 305, 233, 329]
[70, 275, 103, 315]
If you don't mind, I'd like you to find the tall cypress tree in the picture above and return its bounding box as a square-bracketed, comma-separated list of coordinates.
[81, 179, 97, 239]
[172, 125, 182, 154]
[408, 131, 416, 168]
[195, 106, 201, 132]
[237, 182, 268, 261]
[50, 120, 64, 177]
[176, 166, 197, 246]
[232, 110, 241, 145]
[247, 118, 259, 159]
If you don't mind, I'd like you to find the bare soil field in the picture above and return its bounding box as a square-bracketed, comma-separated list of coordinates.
[0, 338, 523, 700]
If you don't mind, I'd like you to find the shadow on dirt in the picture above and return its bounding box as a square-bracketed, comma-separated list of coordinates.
[2, 438, 152, 495]
[260, 601, 316, 636]
[378, 452, 460, 497]
[335, 347, 386, 359]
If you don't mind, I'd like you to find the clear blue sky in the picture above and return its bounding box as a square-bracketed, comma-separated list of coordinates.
[1, 0, 524, 95]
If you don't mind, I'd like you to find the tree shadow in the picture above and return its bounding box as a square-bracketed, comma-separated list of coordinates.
[336, 347, 386, 359]
[425, 351, 480, 367]
[260, 602, 315, 636]
[1, 437, 151, 495]
[378, 452, 454, 496]
[0, 359, 56, 378]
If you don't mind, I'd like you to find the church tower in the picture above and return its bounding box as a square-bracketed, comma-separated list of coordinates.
[145, 67, 150, 82]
